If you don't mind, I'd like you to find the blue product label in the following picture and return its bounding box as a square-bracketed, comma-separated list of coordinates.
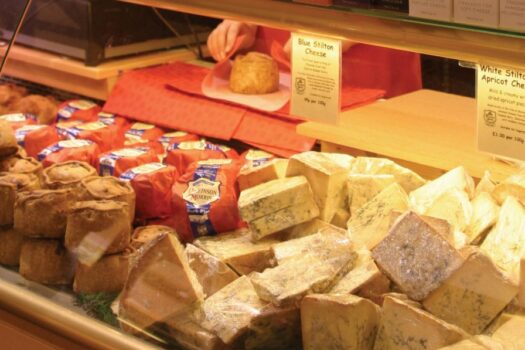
[119, 162, 166, 181]
[37, 140, 93, 161]
[182, 163, 223, 238]
[57, 100, 97, 122]
[168, 140, 222, 153]
[97, 112, 116, 125]
[99, 147, 148, 176]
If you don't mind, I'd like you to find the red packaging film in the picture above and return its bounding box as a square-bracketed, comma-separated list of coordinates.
[97, 147, 159, 177]
[217, 144, 240, 159]
[158, 131, 199, 150]
[37, 140, 101, 168]
[0, 113, 37, 131]
[125, 122, 164, 142]
[171, 159, 242, 242]
[241, 149, 275, 167]
[165, 140, 227, 175]
[56, 100, 101, 123]
[123, 138, 164, 155]
[59, 121, 125, 152]
[15, 124, 47, 149]
[24, 125, 64, 158]
[97, 112, 130, 130]
[120, 162, 179, 220]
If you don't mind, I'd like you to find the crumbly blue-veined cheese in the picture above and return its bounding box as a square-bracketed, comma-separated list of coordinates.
[283, 218, 345, 240]
[373, 296, 469, 350]
[481, 196, 525, 284]
[238, 176, 313, 222]
[492, 169, 525, 206]
[409, 166, 475, 213]
[347, 173, 397, 215]
[347, 183, 409, 250]
[248, 195, 320, 240]
[193, 229, 278, 275]
[491, 316, 525, 350]
[185, 244, 239, 298]
[238, 159, 289, 192]
[423, 188, 473, 232]
[372, 211, 464, 301]
[423, 246, 519, 334]
[467, 192, 500, 244]
[301, 294, 380, 350]
[250, 242, 355, 307]
[199, 276, 268, 345]
[286, 151, 350, 223]
[349, 157, 426, 193]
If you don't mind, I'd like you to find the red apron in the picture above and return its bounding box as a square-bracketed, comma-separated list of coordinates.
[253, 27, 422, 99]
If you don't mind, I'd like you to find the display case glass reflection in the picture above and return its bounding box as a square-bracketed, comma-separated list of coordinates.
[0, 0, 31, 73]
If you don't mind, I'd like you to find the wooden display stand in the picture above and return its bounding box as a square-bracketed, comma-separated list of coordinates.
[297, 89, 520, 181]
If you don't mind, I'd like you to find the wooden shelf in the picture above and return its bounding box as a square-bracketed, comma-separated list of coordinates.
[297, 90, 519, 182]
[2, 45, 198, 100]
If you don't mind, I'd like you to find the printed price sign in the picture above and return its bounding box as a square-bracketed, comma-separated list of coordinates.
[477, 64, 525, 161]
[291, 33, 342, 123]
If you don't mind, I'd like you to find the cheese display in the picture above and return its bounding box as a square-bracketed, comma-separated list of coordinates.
[347, 173, 396, 214]
[19, 239, 75, 285]
[0, 173, 40, 226]
[491, 316, 525, 349]
[481, 196, 525, 283]
[74, 253, 129, 294]
[229, 52, 279, 95]
[437, 338, 502, 349]
[119, 233, 204, 331]
[374, 295, 469, 350]
[172, 159, 241, 242]
[158, 131, 200, 150]
[164, 311, 228, 350]
[165, 140, 228, 174]
[11, 95, 58, 125]
[423, 188, 472, 232]
[0, 228, 24, 266]
[423, 246, 519, 334]
[301, 294, 381, 350]
[474, 171, 496, 196]
[14, 189, 75, 238]
[199, 276, 267, 344]
[56, 100, 101, 123]
[239, 176, 319, 240]
[124, 122, 164, 143]
[14, 124, 47, 150]
[193, 229, 278, 275]
[185, 243, 239, 297]
[130, 225, 177, 250]
[38, 139, 101, 168]
[0, 113, 37, 131]
[467, 192, 499, 244]
[121, 162, 178, 220]
[58, 121, 125, 152]
[372, 211, 464, 301]
[97, 147, 160, 177]
[42, 161, 97, 189]
[283, 218, 344, 240]
[286, 151, 349, 222]
[0, 120, 18, 159]
[22, 124, 63, 158]
[492, 170, 525, 206]
[347, 183, 409, 249]
[349, 157, 426, 193]
[65, 200, 132, 263]
[238, 158, 288, 192]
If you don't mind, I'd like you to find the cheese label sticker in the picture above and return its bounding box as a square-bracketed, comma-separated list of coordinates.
[0, 113, 33, 123]
[131, 122, 155, 131]
[120, 163, 166, 181]
[163, 131, 188, 138]
[197, 159, 232, 166]
[291, 33, 342, 123]
[69, 100, 97, 110]
[176, 140, 207, 151]
[125, 138, 148, 145]
[58, 139, 92, 148]
[183, 178, 221, 207]
[15, 125, 45, 146]
[111, 148, 148, 158]
[57, 100, 97, 121]
[477, 64, 525, 161]
[76, 122, 107, 131]
[99, 147, 148, 176]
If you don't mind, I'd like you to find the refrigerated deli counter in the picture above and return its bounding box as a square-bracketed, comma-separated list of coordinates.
[0, 1, 525, 350]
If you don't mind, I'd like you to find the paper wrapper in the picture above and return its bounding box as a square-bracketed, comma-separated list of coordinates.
[56, 100, 101, 123]
[37, 139, 101, 168]
[0, 113, 37, 131]
[60, 121, 125, 152]
[165, 140, 228, 175]
[23, 125, 63, 158]
[96, 147, 160, 177]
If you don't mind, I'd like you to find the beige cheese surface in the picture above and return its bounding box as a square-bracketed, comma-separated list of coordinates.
[467, 192, 499, 244]
[237, 159, 288, 192]
[492, 170, 525, 206]
[491, 316, 525, 350]
[423, 189, 472, 232]
[347, 173, 396, 215]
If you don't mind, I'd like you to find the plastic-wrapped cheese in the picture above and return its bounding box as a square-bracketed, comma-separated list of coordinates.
[0, 113, 37, 130]
[15, 124, 46, 149]
[96, 112, 129, 129]
[241, 149, 275, 168]
[124, 122, 164, 143]
[120, 162, 179, 220]
[60, 121, 125, 152]
[165, 140, 228, 175]
[172, 159, 242, 243]
[56, 99, 101, 123]
[158, 131, 199, 150]
[122, 137, 164, 155]
[23, 124, 64, 158]
[37, 139, 101, 168]
[97, 147, 159, 177]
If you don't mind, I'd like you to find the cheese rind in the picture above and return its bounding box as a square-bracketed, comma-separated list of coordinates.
[467, 192, 499, 244]
[423, 246, 519, 334]
[372, 211, 464, 301]
[374, 296, 469, 350]
[237, 159, 288, 192]
[301, 294, 380, 350]
[347, 183, 409, 250]
[165, 311, 230, 350]
[347, 173, 396, 215]
[481, 196, 525, 283]
[286, 151, 349, 222]
[283, 218, 344, 240]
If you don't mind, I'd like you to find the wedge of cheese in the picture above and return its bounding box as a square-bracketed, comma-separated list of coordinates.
[467, 192, 499, 244]
[491, 316, 525, 350]
[193, 229, 278, 275]
[301, 294, 380, 350]
[409, 166, 475, 213]
[437, 337, 503, 350]
[481, 196, 525, 283]
[372, 212, 464, 301]
[185, 244, 239, 297]
[331, 208, 350, 229]
[349, 157, 426, 193]
[475, 171, 496, 197]
[520, 257, 525, 309]
[423, 188, 472, 232]
[323, 153, 354, 170]
[347, 173, 396, 215]
[250, 243, 355, 306]
[286, 151, 349, 222]
[330, 249, 390, 305]
[347, 183, 409, 250]
[492, 170, 525, 206]
[237, 159, 288, 192]
[119, 233, 204, 331]
[423, 246, 518, 334]
[374, 296, 469, 350]
[283, 218, 345, 240]
[249, 195, 320, 240]
[200, 276, 268, 345]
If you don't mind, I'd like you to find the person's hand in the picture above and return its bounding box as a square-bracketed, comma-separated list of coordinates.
[207, 20, 257, 61]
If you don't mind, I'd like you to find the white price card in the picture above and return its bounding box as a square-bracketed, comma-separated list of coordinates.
[477, 64, 525, 161]
[290, 33, 342, 124]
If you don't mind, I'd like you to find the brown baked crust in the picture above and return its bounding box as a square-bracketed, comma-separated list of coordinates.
[229, 52, 279, 95]
[73, 253, 130, 294]
[43, 161, 97, 190]
[78, 176, 136, 221]
[0, 173, 41, 227]
[0, 228, 25, 266]
[11, 95, 58, 125]
[0, 84, 27, 107]
[4, 156, 43, 177]
[19, 239, 75, 285]
[65, 200, 132, 260]
[131, 225, 177, 250]
[14, 189, 75, 238]
[0, 121, 18, 159]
